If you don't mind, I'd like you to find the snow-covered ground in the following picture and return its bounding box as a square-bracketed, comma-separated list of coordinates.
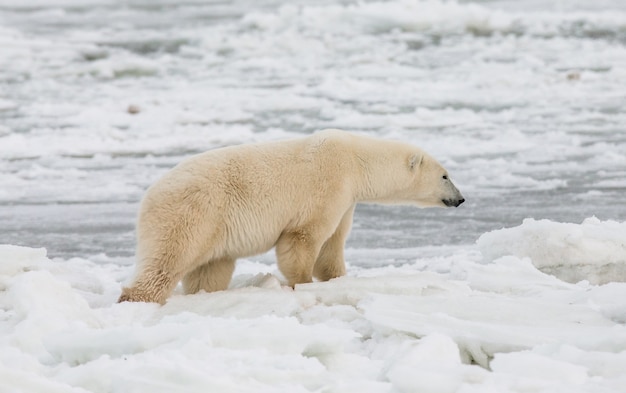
[2, 219, 626, 392]
[1, 0, 625, 392]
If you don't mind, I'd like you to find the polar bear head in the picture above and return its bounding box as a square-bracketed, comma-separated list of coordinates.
[407, 151, 465, 208]
[359, 144, 464, 208]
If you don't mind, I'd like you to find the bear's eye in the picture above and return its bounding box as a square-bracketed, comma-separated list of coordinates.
[442, 175, 448, 180]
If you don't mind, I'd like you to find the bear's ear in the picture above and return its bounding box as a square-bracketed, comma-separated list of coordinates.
[408, 153, 423, 171]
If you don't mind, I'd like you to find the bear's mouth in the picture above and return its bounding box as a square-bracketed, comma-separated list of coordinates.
[442, 198, 465, 207]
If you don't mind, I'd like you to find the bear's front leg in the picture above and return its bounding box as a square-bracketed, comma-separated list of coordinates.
[313, 205, 355, 281]
[275, 230, 323, 287]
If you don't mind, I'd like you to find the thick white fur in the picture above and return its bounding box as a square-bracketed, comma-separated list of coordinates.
[119, 129, 463, 303]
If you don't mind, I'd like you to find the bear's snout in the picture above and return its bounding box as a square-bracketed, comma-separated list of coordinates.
[443, 198, 465, 207]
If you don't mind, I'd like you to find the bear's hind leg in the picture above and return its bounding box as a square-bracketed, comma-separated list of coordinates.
[313, 205, 355, 281]
[119, 242, 209, 304]
[182, 257, 236, 295]
[118, 266, 182, 305]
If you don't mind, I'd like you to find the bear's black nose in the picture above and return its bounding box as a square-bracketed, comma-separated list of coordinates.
[443, 198, 465, 207]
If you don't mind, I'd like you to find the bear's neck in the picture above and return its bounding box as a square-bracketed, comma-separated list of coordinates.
[351, 139, 409, 204]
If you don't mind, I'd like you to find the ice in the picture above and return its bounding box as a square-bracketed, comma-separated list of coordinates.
[491, 351, 589, 386]
[0, 245, 48, 278]
[2, 239, 626, 392]
[2, 0, 625, 228]
[363, 289, 626, 366]
[384, 334, 488, 393]
[478, 217, 626, 284]
[241, 1, 516, 37]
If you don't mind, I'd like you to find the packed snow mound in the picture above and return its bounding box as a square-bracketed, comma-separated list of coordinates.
[477, 217, 626, 284]
[2, 240, 626, 392]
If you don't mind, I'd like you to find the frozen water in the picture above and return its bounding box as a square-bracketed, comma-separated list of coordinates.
[1, 238, 626, 392]
[1, 0, 625, 257]
[1, 0, 626, 391]
[478, 217, 626, 284]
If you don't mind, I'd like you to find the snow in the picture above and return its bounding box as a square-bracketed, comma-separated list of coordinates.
[2, 220, 626, 392]
[478, 217, 626, 284]
[1, 0, 626, 391]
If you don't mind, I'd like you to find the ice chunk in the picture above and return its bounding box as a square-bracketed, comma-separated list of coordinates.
[385, 334, 488, 393]
[491, 351, 588, 386]
[296, 273, 470, 306]
[0, 245, 48, 278]
[362, 290, 626, 368]
[477, 218, 626, 284]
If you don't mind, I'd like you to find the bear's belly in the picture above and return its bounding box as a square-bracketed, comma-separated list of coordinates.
[221, 219, 284, 258]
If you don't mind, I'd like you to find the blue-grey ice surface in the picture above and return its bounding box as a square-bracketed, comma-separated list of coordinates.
[1, 0, 624, 258]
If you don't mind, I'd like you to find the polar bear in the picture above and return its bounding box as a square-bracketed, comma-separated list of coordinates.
[119, 129, 464, 304]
